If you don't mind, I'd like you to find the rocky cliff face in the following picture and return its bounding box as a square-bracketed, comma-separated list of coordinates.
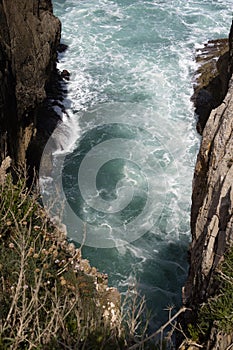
[185, 77, 233, 304]
[192, 39, 229, 134]
[182, 21, 233, 349]
[0, 4, 123, 347]
[0, 0, 61, 164]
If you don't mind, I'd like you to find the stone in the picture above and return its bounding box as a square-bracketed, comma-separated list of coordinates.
[191, 39, 229, 134]
[57, 43, 68, 53]
[0, 0, 61, 164]
[61, 69, 70, 80]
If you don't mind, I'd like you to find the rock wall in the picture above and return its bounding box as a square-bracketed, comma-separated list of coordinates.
[0, 3, 123, 346]
[0, 0, 61, 164]
[185, 77, 233, 306]
[192, 39, 229, 134]
[182, 21, 233, 349]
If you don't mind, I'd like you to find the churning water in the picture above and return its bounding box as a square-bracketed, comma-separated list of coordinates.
[41, 0, 232, 328]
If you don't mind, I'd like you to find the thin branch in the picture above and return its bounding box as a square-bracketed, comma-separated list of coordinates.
[128, 307, 191, 349]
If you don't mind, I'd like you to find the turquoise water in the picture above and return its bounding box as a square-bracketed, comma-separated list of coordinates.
[42, 0, 232, 328]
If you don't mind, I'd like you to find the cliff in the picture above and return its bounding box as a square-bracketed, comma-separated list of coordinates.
[0, 0, 61, 164]
[191, 39, 229, 134]
[0, 158, 122, 349]
[0, 2, 124, 349]
[181, 21, 233, 349]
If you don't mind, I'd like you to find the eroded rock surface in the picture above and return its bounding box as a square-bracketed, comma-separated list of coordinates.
[182, 21, 233, 350]
[0, 2, 122, 340]
[192, 39, 229, 134]
[185, 79, 233, 306]
[0, 0, 61, 163]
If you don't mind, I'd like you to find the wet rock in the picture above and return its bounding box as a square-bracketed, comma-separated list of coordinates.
[61, 69, 70, 80]
[57, 43, 68, 53]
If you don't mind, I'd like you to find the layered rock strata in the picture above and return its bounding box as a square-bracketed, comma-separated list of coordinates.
[185, 77, 233, 305]
[182, 21, 233, 350]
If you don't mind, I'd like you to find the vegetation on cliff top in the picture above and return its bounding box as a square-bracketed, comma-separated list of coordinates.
[0, 159, 123, 349]
[0, 158, 179, 349]
[187, 248, 233, 346]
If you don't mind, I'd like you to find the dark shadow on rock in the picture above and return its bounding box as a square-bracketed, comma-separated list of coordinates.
[26, 50, 72, 179]
[192, 39, 230, 134]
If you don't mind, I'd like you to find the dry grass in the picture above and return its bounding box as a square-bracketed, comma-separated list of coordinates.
[0, 164, 123, 349]
[0, 159, 188, 349]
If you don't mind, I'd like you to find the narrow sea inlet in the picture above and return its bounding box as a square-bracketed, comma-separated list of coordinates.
[42, 0, 232, 328]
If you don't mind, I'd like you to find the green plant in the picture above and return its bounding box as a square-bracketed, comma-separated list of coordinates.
[0, 160, 187, 349]
[187, 246, 233, 345]
[0, 168, 124, 349]
[187, 323, 199, 342]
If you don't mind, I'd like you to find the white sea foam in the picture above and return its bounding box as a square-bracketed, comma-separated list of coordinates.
[50, 0, 232, 326]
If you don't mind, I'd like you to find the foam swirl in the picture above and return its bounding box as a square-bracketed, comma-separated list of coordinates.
[39, 102, 178, 248]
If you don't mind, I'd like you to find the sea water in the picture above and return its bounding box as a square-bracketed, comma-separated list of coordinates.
[42, 0, 232, 329]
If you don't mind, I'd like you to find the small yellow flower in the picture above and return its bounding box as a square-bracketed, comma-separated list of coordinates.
[60, 279, 66, 286]
[60, 276, 66, 286]
[28, 247, 34, 256]
[33, 253, 39, 259]
[6, 221, 12, 226]
[53, 250, 58, 258]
